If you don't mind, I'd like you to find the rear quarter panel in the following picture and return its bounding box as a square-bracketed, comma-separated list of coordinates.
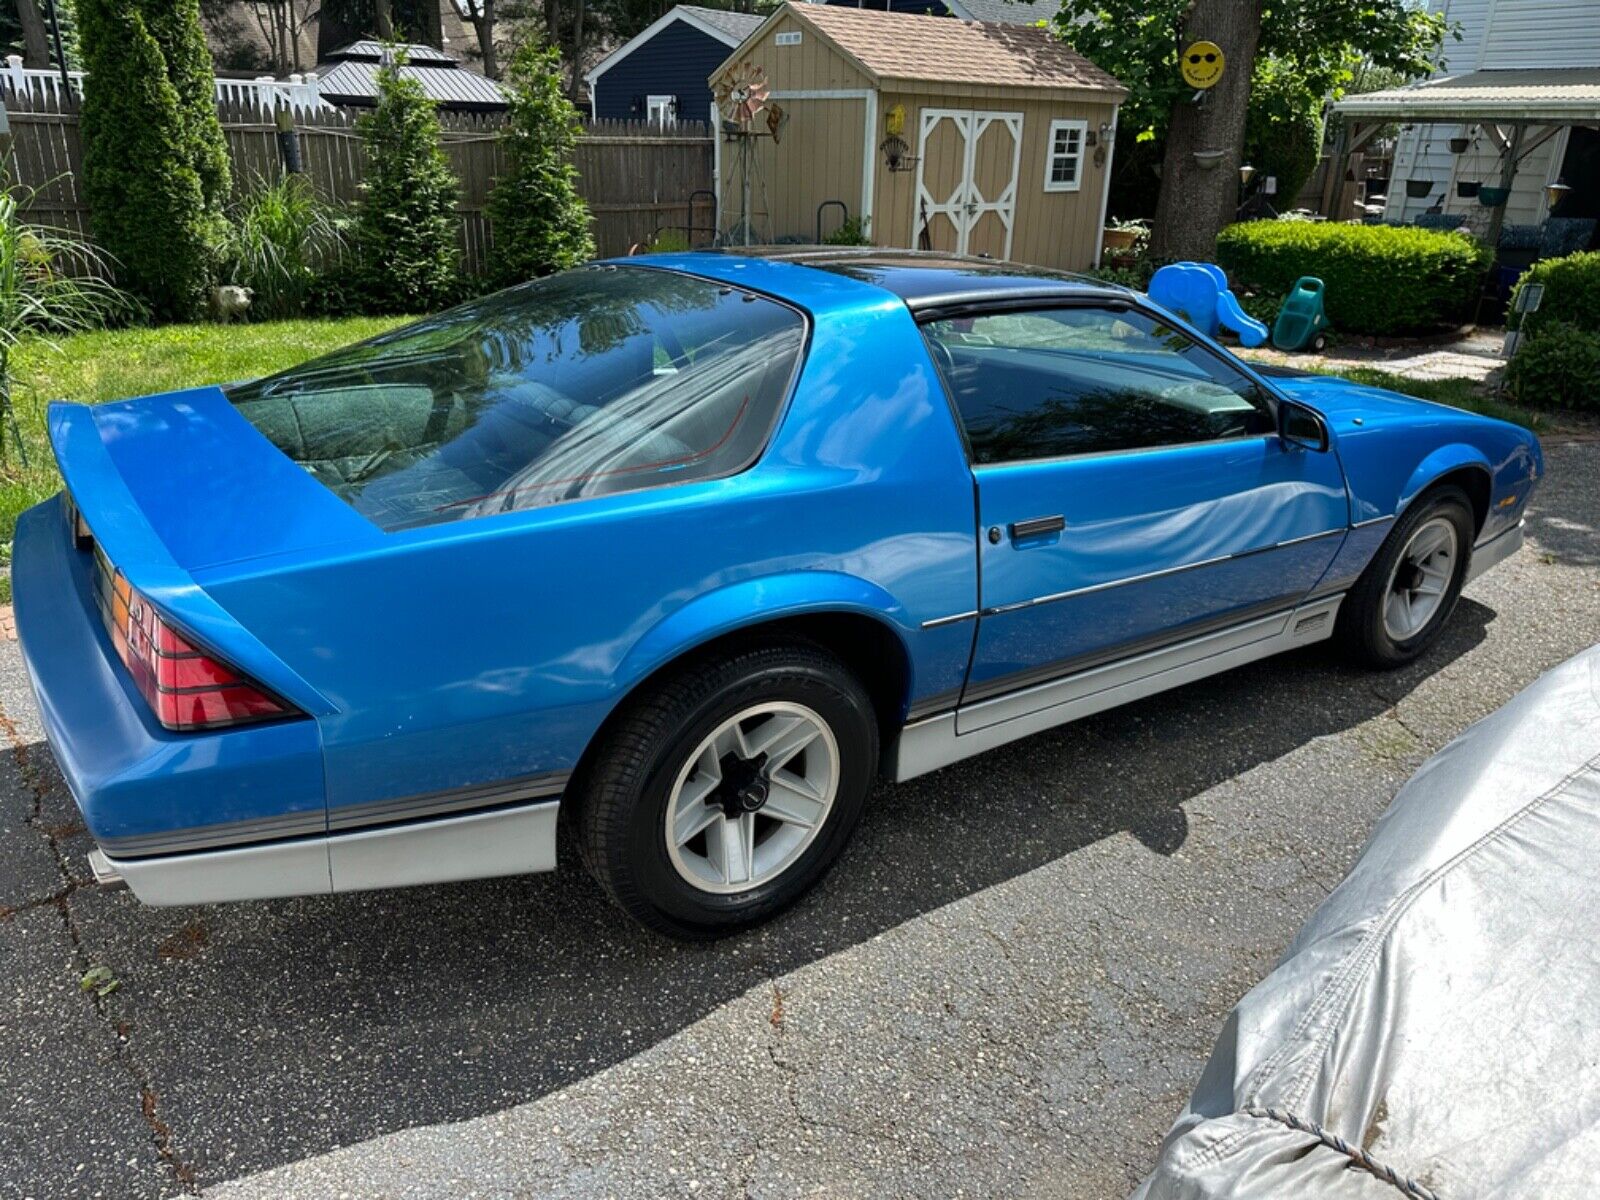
[198, 265, 979, 816]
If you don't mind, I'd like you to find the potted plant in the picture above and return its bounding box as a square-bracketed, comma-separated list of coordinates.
[1449, 135, 1472, 154]
[1102, 216, 1147, 255]
[1457, 180, 1481, 198]
[1479, 185, 1511, 208]
[1406, 179, 1435, 199]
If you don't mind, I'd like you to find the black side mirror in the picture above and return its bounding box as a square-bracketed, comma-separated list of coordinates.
[1279, 400, 1328, 452]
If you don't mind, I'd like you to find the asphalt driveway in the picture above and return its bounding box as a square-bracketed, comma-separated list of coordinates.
[3, 440, 1597, 1200]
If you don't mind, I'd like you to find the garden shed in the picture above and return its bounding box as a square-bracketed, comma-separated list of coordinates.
[709, 3, 1125, 269]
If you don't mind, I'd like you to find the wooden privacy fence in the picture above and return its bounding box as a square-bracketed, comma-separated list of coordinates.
[0, 85, 715, 270]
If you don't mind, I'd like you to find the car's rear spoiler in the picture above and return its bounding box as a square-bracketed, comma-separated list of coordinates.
[47, 398, 336, 719]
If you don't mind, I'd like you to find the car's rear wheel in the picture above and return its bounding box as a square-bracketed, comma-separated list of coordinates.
[1337, 485, 1475, 668]
[573, 642, 877, 938]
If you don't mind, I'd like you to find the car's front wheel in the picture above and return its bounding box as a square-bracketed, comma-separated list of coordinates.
[1337, 485, 1475, 667]
[574, 642, 877, 938]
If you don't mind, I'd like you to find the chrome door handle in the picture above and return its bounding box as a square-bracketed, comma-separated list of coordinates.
[1009, 515, 1065, 540]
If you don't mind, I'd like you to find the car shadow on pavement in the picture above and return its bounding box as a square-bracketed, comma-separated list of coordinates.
[5, 595, 1496, 1191]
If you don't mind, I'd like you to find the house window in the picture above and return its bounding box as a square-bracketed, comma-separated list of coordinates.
[647, 95, 677, 126]
[1043, 119, 1087, 193]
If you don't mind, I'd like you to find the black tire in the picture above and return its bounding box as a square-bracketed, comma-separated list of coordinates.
[573, 641, 877, 939]
[1336, 485, 1475, 668]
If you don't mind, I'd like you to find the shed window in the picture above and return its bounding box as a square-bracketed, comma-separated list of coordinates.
[647, 94, 676, 126]
[1043, 120, 1086, 193]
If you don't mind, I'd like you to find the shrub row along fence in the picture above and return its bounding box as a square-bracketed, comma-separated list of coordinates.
[0, 84, 716, 271]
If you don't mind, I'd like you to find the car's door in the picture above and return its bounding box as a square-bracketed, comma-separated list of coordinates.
[921, 301, 1349, 717]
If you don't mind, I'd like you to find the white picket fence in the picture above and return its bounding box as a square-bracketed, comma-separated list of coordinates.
[0, 57, 331, 113]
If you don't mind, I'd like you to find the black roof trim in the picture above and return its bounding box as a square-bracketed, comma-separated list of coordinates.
[724, 247, 1134, 311]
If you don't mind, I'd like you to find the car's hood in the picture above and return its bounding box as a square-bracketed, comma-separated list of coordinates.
[49, 386, 384, 575]
[1267, 372, 1468, 431]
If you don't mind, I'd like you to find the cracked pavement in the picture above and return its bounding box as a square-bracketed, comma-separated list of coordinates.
[1, 440, 1597, 1199]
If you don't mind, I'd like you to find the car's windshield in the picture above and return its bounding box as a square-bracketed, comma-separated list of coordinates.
[225, 266, 806, 532]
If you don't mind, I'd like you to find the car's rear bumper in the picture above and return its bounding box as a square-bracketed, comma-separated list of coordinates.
[13, 495, 328, 892]
[1467, 519, 1524, 584]
[15, 494, 561, 905]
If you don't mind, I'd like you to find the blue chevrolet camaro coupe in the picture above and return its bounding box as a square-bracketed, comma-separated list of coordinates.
[15, 250, 1541, 937]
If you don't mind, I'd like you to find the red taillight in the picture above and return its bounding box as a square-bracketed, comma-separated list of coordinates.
[89, 543, 292, 732]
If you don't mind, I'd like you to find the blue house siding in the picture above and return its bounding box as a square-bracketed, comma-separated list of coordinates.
[593, 21, 734, 123]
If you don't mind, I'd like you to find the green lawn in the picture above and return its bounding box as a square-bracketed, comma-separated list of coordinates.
[0, 317, 410, 551]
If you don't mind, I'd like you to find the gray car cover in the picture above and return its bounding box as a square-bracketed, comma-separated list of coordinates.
[1134, 645, 1600, 1200]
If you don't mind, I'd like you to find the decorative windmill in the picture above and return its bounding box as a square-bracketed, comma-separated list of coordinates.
[713, 61, 786, 245]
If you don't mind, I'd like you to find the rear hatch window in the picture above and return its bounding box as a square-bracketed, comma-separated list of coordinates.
[224, 266, 805, 532]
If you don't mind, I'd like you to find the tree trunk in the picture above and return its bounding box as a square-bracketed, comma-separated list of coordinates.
[472, 4, 498, 80]
[460, 0, 497, 77]
[16, 0, 52, 69]
[421, 0, 444, 48]
[374, 0, 393, 39]
[568, 0, 586, 102]
[275, 2, 293, 74]
[1148, 0, 1264, 263]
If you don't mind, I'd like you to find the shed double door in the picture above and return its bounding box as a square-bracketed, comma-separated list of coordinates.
[914, 108, 1023, 260]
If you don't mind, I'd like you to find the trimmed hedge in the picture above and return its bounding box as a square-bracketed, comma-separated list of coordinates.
[1216, 221, 1491, 337]
[1508, 250, 1600, 334]
[1504, 320, 1600, 411]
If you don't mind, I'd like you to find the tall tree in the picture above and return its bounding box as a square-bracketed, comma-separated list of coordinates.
[78, 0, 214, 319]
[355, 51, 460, 311]
[15, 0, 50, 67]
[242, 0, 320, 74]
[140, 0, 230, 214]
[1149, 0, 1261, 260]
[458, 0, 497, 79]
[487, 40, 592, 284]
[1055, 0, 1449, 260]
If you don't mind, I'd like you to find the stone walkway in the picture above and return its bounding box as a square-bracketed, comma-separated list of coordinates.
[1238, 328, 1506, 384]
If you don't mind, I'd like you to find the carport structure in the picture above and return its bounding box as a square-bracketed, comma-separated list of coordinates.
[1331, 67, 1600, 248]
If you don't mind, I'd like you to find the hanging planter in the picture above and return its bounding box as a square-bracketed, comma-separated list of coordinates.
[1478, 185, 1511, 208]
[1456, 180, 1481, 198]
[1406, 179, 1435, 199]
[1449, 136, 1472, 154]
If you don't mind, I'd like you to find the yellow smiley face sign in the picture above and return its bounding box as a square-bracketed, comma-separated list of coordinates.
[1181, 41, 1225, 89]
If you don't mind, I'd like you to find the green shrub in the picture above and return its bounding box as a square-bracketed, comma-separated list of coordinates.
[140, 0, 230, 215]
[487, 42, 594, 286]
[1504, 321, 1600, 411]
[222, 175, 349, 320]
[1508, 250, 1600, 334]
[355, 52, 460, 313]
[1216, 220, 1490, 336]
[822, 216, 871, 246]
[1243, 58, 1323, 211]
[78, 0, 222, 321]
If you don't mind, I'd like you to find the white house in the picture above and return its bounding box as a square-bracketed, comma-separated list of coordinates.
[1334, 0, 1600, 239]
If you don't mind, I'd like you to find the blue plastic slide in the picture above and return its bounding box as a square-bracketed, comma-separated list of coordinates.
[1147, 262, 1269, 348]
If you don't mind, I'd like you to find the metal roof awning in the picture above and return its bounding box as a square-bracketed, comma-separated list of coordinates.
[1332, 67, 1600, 123]
[314, 59, 508, 110]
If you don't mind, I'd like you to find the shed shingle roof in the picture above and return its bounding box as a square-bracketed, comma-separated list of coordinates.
[788, 4, 1123, 94]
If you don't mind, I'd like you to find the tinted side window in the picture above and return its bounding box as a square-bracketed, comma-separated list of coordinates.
[922, 306, 1275, 465]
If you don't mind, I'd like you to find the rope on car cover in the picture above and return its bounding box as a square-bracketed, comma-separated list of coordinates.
[1244, 1106, 1441, 1200]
